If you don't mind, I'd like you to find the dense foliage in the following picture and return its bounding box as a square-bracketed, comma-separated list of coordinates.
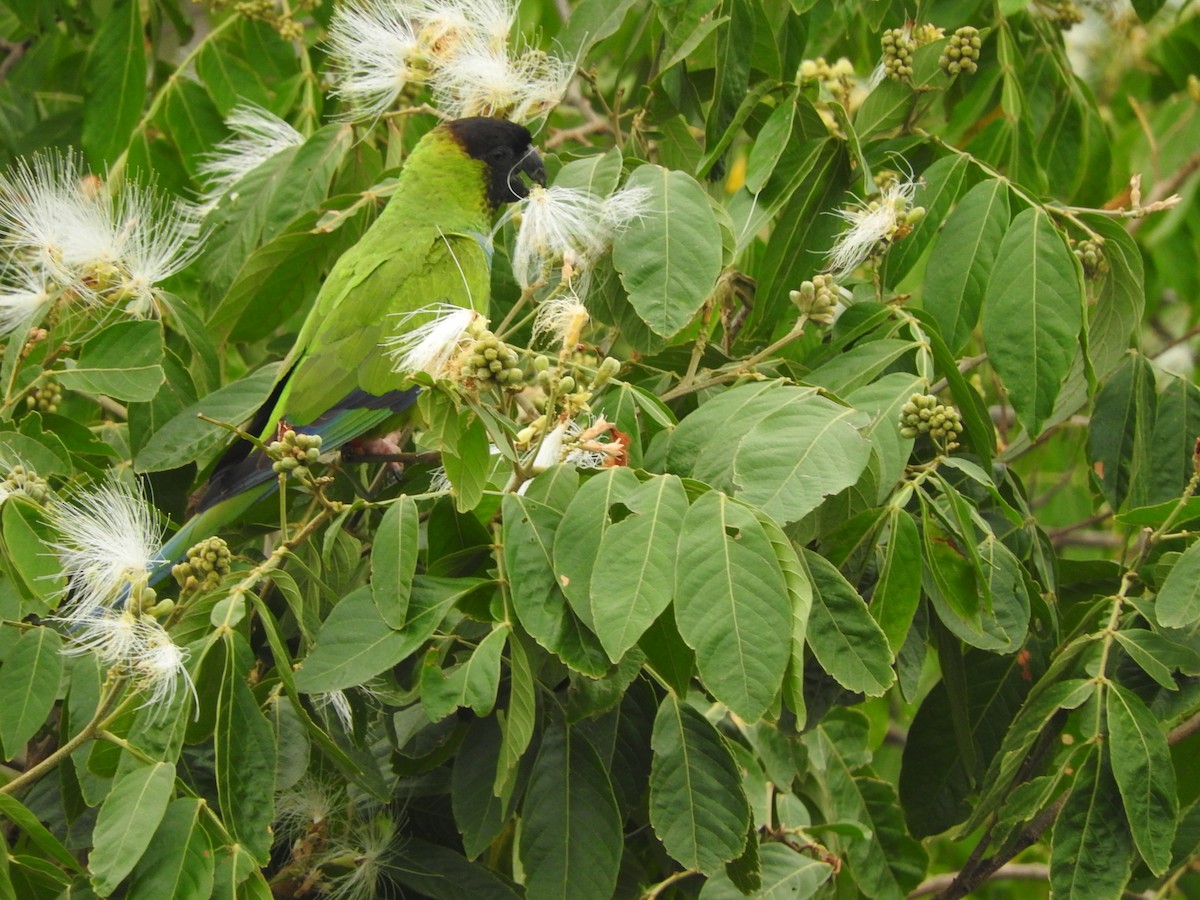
[1, 0, 1198, 897]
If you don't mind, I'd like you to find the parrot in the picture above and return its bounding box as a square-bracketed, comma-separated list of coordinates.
[151, 116, 545, 581]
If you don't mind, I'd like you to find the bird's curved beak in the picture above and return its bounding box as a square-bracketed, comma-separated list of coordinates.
[519, 146, 546, 190]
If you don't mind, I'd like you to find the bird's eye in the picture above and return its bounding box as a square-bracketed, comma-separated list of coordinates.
[488, 147, 511, 165]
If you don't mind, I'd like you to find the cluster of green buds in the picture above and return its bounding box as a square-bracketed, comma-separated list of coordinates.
[797, 56, 856, 104]
[881, 28, 916, 82]
[882, 24, 944, 83]
[940, 27, 982, 76]
[1072, 238, 1108, 280]
[531, 352, 620, 415]
[1042, 0, 1084, 27]
[267, 429, 323, 480]
[25, 379, 63, 414]
[790, 275, 843, 326]
[900, 393, 964, 451]
[203, 0, 316, 40]
[460, 319, 525, 391]
[1, 464, 50, 505]
[172, 536, 233, 595]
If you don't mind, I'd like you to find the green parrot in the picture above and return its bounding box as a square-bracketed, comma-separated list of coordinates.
[153, 117, 545, 579]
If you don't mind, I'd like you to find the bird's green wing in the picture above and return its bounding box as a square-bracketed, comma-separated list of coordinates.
[279, 226, 490, 426]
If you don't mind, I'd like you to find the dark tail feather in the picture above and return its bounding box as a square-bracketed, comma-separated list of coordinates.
[150, 385, 422, 586]
[194, 385, 422, 513]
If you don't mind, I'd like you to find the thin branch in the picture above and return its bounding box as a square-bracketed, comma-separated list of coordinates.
[910, 863, 1050, 898]
[1168, 710, 1200, 746]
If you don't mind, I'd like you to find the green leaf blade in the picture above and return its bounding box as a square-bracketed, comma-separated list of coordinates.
[674, 492, 792, 722]
[982, 207, 1083, 436]
[649, 694, 750, 874]
[89, 761, 175, 896]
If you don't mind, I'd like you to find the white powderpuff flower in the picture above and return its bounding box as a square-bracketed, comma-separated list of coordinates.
[313, 689, 355, 732]
[826, 176, 919, 277]
[431, 40, 573, 122]
[523, 416, 618, 475]
[0, 263, 54, 336]
[532, 292, 589, 350]
[428, 466, 452, 493]
[198, 105, 306, 210]
[0, 150, 110, 279]
[321, 815, 402, 900]
[503, 183, 649, 291]
[60, 609, 143, 664]
[109, 183, 204, 313]
[276, 775, 344, 840]
[415, 0, 516, 58]
[0, 149, 203, 309]
[382, 302, 480, 378]
[327, 0, 424, 122]
[125, 615, 195, 709]
[60, 610, 193, 710]
[46, 478, 165, 622]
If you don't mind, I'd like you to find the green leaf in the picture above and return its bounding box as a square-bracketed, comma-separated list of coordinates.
[443, 411, 489, 512]
[1105, 683, 1177, 874]
[82, 0, 146, 167]
[649, 694, 750, 874]
[981, 207, 1084, 436]
[201, 124, 354, 296]
[89, 761, 175, 896]
[207, 205, 367, 344]
[590, 474, 688, 662]
[612, 164, 723, 338]
[675, 492, 792, 721]
[1155, 539, 1200, 628]
[453, 716, 515, 860]
[494, 628, 536, 804]
[756, 512, 812, 727]
[57, 320, 165, 402]
[0, 794, 82, 874]
[504, 492, 610, 676]
[661, 382, 872, 525]
[802, 550, 895, 697]
[1, 501, 66, 605]
[554, 467, 641, 630]
[966, 678, 1096, 833]
[809, 718, 926, 898]
[392, 837, 522, 898]
[745, 93, 800, 195]
[0, 626, 63, 758]
[295, 578, 482, 692]
[1088, 353, 1157, 511]
[871, 508, 922, 653]
[518, 723, 622, 900]
[923, 179, 1010, 353]
[1147, 378, 1200, 505]
[127, 798, 215, 900]
[215, 634, 275, 863]
[1050, 749, 1133, 898]
[371, 497, 418, 628]
[556, 0, 639, 59]
[884, 154, 975, 286]
[135, 363, 281, 472]
[700, 843, 833, 899]
[1114, 628, 1200, 689]
[421, 624, 508, 722]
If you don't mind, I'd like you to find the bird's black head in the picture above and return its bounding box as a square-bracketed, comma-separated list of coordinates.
[447, 117, 546, 209]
